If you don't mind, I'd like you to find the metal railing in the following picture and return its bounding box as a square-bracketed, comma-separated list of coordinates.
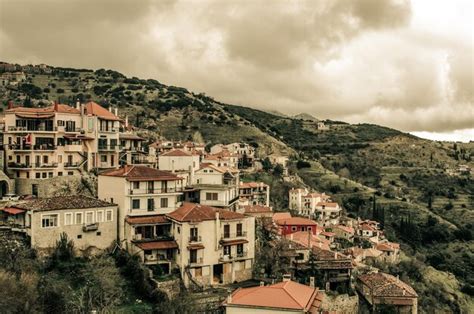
[8, 126, 56, 132]
[64, 162, 81, 168]
[221, 231, 247, 239]
[10, 144, 57, 151]
[8, 162, 58, 168]
[128, 187, 183, 195]
[219, 251, 248, 262]
[188, 235, 202, 243]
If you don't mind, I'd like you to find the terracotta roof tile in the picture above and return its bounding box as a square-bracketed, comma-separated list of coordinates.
[358, 272, 417, 298]
[12, 196, 114, 212]
[167, 202, 245, 222]
[84, 101, 121, 121]
[160, 149, 192, 157]
[135, 240, 178, 250]
[276, 217, 318, 226]
[224, 280, 321, 311]
[100, 165, 182, 181]
[125, 215, 169, 225]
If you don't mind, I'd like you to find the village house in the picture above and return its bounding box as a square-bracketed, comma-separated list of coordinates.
[345, 247, 383, 265]
[202, 150, 239, 169]
[376, 241, 400, 263]
[357, 220, 383, 242]
[97, 165, 185, 243]
[288, 230, 330, 251]
[311, 247, 353, 291]
[238, 181, 270, 207]
[0, 71, 26, 86]
[288, 188, 332, 217]
[357, 272, 418, 314]
[332, 224, 355, 241]
[314, 202, 342, 226]
[157, 149, 201, 185]
[166, 203, 255, 288]
[119, 123, 148, 166]
[223, 279, 325, 314]
[2, 196, 117, 255]
[274, 215, 319, 236]
[1, 101, 142, 197]
[210, 142, 256, 167]
[185, 163, 240, 210]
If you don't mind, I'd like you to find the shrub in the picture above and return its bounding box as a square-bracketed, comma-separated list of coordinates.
[296, 160, 311, 169]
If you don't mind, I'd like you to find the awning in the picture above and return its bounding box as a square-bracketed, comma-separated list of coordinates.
[135, 240, 178, 250]
[2, 207, 25, 215]
[187, 244, 205, 250]
[220, 239, 248, 246]
[15, 113, 55, 119]
[126, 215, 169, 225]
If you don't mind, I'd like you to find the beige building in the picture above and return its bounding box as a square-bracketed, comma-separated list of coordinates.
[188, 163, 240, 210]
[314, 202, 342, 226]
[157, 149, 201, 185]
[5, 195, 117, 254]
[289, 188, 333, 217]
[166, 203, 255, 288]
[97, 165, 184, 242]
[238, 181, 270, 207]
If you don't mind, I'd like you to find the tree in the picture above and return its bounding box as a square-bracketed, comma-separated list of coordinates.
[274, 164, 284, 177]
[262, 157, 273, 171]
[51, 232, 75, 265]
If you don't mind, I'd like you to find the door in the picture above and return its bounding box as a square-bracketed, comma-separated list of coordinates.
[224, 225, 230, 238]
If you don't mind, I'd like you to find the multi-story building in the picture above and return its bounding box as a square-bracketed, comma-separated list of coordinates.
[157, 149, 201, 185]
[238, 181, 270, 207]
[148, 140, 205, 166]
[202, 150, 239, 169]
[186, 163, 240, 210]
[97, 165, 185, 243]
[166, 202, 255, 288]
[210, 143, 255, 168]
[289, 188, 332, 216]
[314, 202, 342, 226]
[4, 195, 117, 255]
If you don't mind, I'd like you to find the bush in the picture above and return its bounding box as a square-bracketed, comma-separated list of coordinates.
[296, 160, 311, 169]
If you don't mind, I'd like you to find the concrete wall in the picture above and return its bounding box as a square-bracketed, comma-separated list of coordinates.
[29, 205, 117, 253]
[15, 175, 96, 198]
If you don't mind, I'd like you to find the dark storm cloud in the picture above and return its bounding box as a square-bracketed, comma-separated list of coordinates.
[0, 0, 472, 134]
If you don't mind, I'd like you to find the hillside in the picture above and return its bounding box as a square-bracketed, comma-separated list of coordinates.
[1, 62, 473, 312]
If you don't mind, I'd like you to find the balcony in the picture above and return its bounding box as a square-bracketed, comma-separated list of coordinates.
[82, 223, 99, 232]
[8, 126, 56, 132]
[64, 162, 81, 168]
[221, 231, 247, 240]
[7, 162, 58, 169]
[128, 187, 183, 195]
[188, 235, 202, 243]
[219, 251, 248, 262]
[145, 254, 173, 264]
[132, 233, 174, 242]
[99, 128, 118, 133]
[98, 145, 120, 152]
[188, 257, 203, 266]
[10, 144, 57, 151]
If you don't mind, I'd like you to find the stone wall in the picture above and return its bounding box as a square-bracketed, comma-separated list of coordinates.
[321, 293, 359, 314]
[155, 278, 181, 300]
[15, 174, 97, 197]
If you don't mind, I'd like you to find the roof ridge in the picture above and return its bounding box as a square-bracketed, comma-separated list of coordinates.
[281, 281, 306, 308]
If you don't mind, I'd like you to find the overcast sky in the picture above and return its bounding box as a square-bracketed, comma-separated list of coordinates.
[0, 0, 472, 141]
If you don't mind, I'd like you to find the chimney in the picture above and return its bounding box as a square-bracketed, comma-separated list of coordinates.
[227, 293, 232, 303]
[114, 107, 118, 116]
[54, 102, 59, 112]
[125, 115, 129, 128]
[260, 281, 265, 287]
[310, 277, 315, 288]
[76, 100, 80, 110]
[108, 106, 112, 112]
[282, 274, 291, 282]
[290, 233, 294, 240]
[7, 101, 13, 109]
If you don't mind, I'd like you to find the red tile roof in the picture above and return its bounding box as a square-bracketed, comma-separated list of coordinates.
[6, 103, 80, 116]
[135, 240, 178, 250]
[1, 207, 25, 215]
[160, 149, 192, 157]
[273, 212, 292, 222]
[316, 202, 339, 208]
[224, 280, 322, 312]
[167, 202, 245, 222]
[335, 225, 355, 234]
[125, 215, 169, 225]
[84, 101, 121, 121]
[289, 231, 330, 250]
[100, 165, 182, 181]
[358, 272, 417, 298]
[276, 217, 317, 226]
[376, 242, 400, 252]
[11, 196, 114, 212]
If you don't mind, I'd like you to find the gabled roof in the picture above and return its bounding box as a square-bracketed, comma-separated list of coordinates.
[276, 217, 318, 226]
[272, 212, 292, 222]
[166, 202, 245, 222]
[100, 165, 182, 181]
[11, 196, 114, 212]
[197, 163, 239, 175]
[84, 101, 121, 121]
[289, 231, 330, 250]
[358, 272, 417, 298]
[376, 242, 400, 252]
[335, 225, 355, 234]
[160, 149, 192, 157]
[224, 280, 322, 312]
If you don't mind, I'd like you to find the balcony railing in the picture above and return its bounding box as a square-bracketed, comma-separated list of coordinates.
[10, 144, 57, 151]
[8, 162, 58, 169]
[99, 128, 118, 133]
[188, 257, 203, 265]
[219, 251, 248, 262]
[8, 126, 56, 132]
[188, 235, 202, 243]
[98, 145, 120, 151]
[221, 231, 247, 240]
[64, 162, 81, 168]
[132, 234, 174, 242]
[128, 187, 183, 195]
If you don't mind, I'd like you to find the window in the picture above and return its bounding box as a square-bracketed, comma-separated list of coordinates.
[64, 213, 73, 226]
[106, 209, 113, 221]
[237, 243, 244, 255]
[67, 171, 73, 176]
[35, 173, 40, 179]
[190, 249, 198, 263]
[85, 211, 94, 224]
[224, 225, 230, 238]
[42, 172, 47, 178]
[48, 172, 53, 178]
[100, 155, 107, 162]
[291, 226, 297, 231]
[96, 210, 104, 222]
[236, 223, 243, 236]
[41, 214, 58, 228]
[96, 232, 101, 236]
[58, 172, 63, 176]
[77, 235, 82, 239]
[160, 198, 168, 208]
[206, 193, 218, 201]
[75, 212, 83, 224]
[190, 227, 198, 241]
[132, 199, 140, 209]
[132, 181, 140, 189]
[147, 198, 155, 211]
[223, 245, 231, 256]
[43, 155, 48, 163]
